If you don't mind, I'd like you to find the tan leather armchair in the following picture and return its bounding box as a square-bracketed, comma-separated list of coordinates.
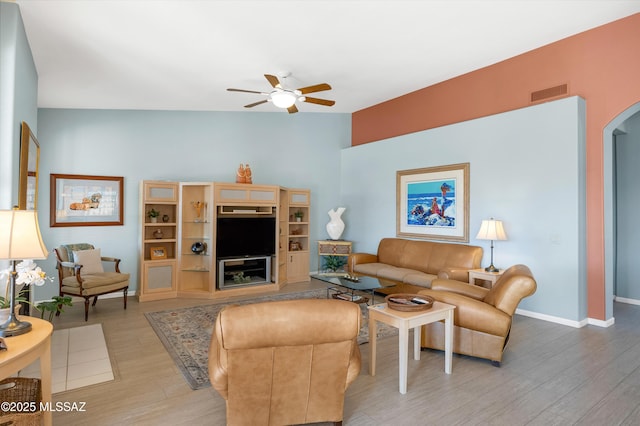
[54, 244, 129, 321]
[417, 264, 536, 365]
[209, 299, 362, 426]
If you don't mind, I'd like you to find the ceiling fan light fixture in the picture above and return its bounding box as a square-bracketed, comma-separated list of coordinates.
[270, 90, 297, 108]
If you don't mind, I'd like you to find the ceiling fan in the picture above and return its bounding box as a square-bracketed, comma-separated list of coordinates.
[227, 73, 335, 114]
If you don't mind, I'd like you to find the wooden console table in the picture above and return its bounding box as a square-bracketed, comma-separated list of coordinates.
[0, 317, 53, 426]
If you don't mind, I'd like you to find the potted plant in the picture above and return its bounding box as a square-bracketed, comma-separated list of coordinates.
[148, 208, 160, 223]
[294, 210, 304, 222]
[324, 255, 347, 273]
[36, 296, 73, 322]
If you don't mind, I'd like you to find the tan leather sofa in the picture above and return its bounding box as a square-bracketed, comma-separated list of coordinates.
[347, 238, 483, 293]
[208, 299, 361, 426]
[417, 264, 537, 365]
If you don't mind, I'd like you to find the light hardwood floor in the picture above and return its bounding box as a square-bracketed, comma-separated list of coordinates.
[46, 281, 640, 426]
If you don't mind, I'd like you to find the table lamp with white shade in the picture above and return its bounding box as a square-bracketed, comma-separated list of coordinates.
[0, 210, 49, 337]
[475, 218, 507, 273]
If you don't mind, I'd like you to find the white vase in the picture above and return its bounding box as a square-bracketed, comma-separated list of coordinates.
[326, 207, 346, 240]
[0, 304, 22, 324]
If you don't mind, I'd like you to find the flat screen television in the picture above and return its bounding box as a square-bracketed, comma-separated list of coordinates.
[216, 217, 276, 259]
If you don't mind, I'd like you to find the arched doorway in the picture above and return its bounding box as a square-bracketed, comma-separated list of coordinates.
[603, 101, 640, 321]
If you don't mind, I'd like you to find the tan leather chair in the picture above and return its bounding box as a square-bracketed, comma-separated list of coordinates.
[54, 243, 129, 321]
[209, 299, 362, 426]
[418, 264, 536, 365]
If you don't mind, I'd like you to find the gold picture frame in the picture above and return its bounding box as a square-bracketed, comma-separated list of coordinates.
[150, 246, 167, 260]
[396, 163, 470, 242]
[18, 122, 40, 210]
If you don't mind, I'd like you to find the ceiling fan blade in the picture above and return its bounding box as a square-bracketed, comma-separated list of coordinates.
[265, 74, 281, 88]
[287, 105, 299, 114]
[227, 88, 267, 95]
[297, 83, 332, 94]
[244, 100, 269, 108]
[303, 97, 335, 106]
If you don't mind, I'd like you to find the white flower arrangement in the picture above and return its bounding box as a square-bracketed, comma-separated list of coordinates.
[14, 260, 53, 286]
[1, 260, 54, 309]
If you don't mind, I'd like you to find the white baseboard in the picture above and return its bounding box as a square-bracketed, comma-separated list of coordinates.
[614, 295, 640, 306]
[34, 290, 135, 305]
[516, 307, 616, 328]
[516, 308, 588, 328]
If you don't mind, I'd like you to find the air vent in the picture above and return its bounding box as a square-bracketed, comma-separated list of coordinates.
[530, 84, 568, 103]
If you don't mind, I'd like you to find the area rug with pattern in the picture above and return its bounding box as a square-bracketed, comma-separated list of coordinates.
[145, 288, 397, 390]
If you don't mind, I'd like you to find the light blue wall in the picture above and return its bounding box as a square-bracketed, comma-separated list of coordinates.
[615, 111, 640, 300]
[0, 2, 38, 209]
[35, 109, 351, 300]
[340, 97, 587, 322]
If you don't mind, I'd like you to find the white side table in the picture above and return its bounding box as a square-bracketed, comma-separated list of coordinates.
[468, 268, 504, 288]
[368, 301, 455, 394]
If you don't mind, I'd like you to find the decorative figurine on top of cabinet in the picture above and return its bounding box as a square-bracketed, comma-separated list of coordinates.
[245, 164, 252, 184]
[236, 164, 246, 183]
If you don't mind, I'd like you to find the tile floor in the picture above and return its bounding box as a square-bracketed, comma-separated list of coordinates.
[19, 323, 114, 393]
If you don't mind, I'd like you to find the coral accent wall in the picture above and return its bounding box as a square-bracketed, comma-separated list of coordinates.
[352, 14, 640, 320]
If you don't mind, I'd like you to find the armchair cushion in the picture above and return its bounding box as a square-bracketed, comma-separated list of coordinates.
[418, 289, 512, 336]
[61, 273, 129, 291]
[431, 278, 489, 300]
[72, 248, 104, 274]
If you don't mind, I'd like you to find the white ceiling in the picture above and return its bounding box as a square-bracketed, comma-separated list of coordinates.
[14, 0, 640, 114]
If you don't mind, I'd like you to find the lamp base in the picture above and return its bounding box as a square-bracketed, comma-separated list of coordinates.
[0, 317, 32, 337]
[484, 264, 500, 273]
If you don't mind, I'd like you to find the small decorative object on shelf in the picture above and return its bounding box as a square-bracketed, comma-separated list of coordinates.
[294, 210, 304, 222]
[191, 241, 207, 255]
[191, 201, 205, 222]
[326, 207, 346, 240]
[289, 241, 301, 251]
[153, 229, 164, 239]
[162, 214, 170, 223]
[148, 208, 160, 223]
[232, 272, 252, 284]
[245, 164, 252, 184]
[236, 164, 246, 183]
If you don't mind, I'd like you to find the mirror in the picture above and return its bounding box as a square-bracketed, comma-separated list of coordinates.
[18, 121, 40, 210]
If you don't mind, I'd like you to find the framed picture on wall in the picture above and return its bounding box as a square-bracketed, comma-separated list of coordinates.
[18, 122, 40, 210]
[50, 174, 124, 227]
[396, 163, 470, 242]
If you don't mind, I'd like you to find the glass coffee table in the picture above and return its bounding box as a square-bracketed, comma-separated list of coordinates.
[310, 274, 397, 305]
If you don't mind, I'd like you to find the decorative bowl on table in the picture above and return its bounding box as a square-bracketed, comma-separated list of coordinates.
[385, 294, 434, 312]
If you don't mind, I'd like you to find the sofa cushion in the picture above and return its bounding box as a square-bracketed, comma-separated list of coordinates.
[353, 263, 388, 276]
[402, 272, 437, 288]
[376, 266, 416, 283]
